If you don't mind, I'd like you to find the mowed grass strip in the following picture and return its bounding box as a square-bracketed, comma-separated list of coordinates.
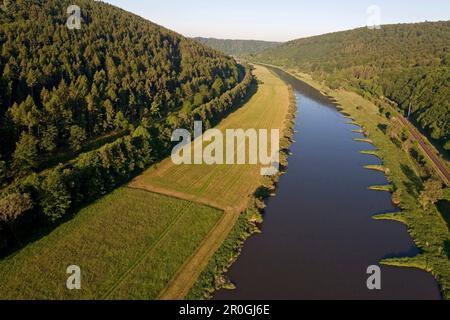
[0, 188, 222, 300]
[157, 210, 240, 300]
[131, 65, 290, 210]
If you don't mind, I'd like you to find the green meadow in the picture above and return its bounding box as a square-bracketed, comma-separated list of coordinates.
[0, 188, 222, 300]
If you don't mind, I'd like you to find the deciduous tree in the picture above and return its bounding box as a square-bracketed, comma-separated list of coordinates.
[12, 133, 39, 174]
[69, 125, 87, 152]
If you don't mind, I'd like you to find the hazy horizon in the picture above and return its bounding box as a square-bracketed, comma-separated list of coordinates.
[102, 0, 450, 41]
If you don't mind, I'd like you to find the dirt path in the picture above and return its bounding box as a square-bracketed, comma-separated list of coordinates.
[127, 65, 289, 300]
[127, 182, 242, 300]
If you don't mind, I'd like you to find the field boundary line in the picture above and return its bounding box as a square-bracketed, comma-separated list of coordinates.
[128, 181, 234, 212]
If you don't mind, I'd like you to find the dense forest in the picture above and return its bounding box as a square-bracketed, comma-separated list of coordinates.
[256, 21, 450, 151]
[194, 37, 281, 57]
[0, 0, 254, 252]
[0, 0, 243, 183]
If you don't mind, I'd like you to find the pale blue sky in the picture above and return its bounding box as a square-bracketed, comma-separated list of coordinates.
[102, 0, 450, 41]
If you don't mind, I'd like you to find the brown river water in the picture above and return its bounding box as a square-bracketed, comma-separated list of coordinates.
[214, 67, 441, 300]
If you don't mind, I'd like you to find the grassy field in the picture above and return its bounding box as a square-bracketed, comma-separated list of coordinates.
[131, 65, 291, 298]
[364, 165, 387, 173]
[0, 188, 222, 300]
[185, 77, 297, 300]
[286, 69, 450, 299]
[131, 65, 290, 212]
[157, 209, 240, 300]
[0, 65, 291, 300]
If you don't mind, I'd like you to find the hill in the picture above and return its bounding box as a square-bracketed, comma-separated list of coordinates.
[194, 37, 281, 56]
[0, 0, 243, 184]
[0, 0, 254, 253]
[256, 21, 450, 152]
[0, 65, 292, 299]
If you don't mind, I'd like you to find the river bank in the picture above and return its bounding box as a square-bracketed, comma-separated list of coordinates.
[212, 65, 441, 300]
[260, 64, 449, 299]
[186, 74, 298, 299]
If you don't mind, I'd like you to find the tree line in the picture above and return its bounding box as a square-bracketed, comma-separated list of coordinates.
[0, 0, 241, 186]
[194, 37, 281, 57]
[0, 64, 254, 253]
[0, 0, 255, 253]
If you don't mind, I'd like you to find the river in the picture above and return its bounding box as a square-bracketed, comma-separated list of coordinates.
[214, 67, 441, 300]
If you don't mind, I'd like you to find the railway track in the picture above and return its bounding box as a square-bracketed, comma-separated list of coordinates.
[398, 115, 450, 186]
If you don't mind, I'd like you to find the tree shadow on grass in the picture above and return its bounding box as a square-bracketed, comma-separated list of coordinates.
[254, 186, 272, 200]
[444, 240, 450, 260]
[377, 123, 388, 134]
[400, 164, 423, 196]
[437, 200, 450, 232]
[0, 205, 84, 259]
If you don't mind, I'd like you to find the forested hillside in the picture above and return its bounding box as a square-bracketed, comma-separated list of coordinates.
[256, 21, 450, 151]
[0, 0, 254, 252]
[0, 0, 242, 184]
[194, 37, 281, 57]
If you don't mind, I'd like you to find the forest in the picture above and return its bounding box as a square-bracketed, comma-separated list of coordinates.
[256, 21, 450, 152]
[0, 0, 253, 252]
[0, 0, 243, 184]
[194, 37, 281, 57]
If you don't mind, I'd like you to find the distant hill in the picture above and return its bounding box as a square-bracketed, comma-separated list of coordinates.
[0, 0, 243, 180]
[194, 37, 281, 56]
[256, 21, 450, 151]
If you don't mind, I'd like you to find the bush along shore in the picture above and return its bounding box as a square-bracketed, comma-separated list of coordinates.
[282, 69, 450, 299]
[0, 66, 255, 255]
[186, 84, 297, 300]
